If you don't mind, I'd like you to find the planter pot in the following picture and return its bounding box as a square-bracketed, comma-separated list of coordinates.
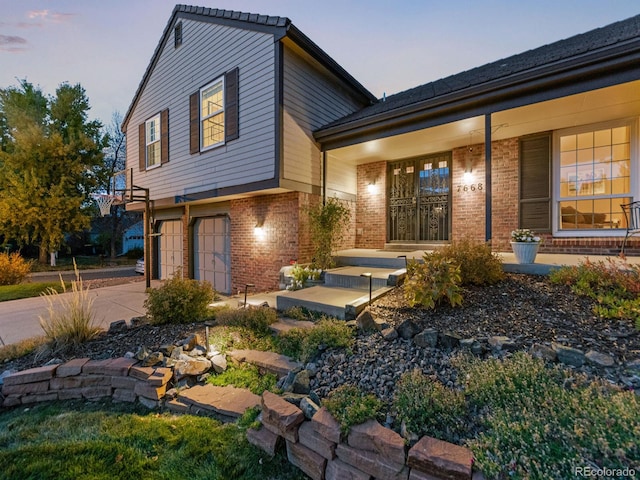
[510, 241, 540, 264]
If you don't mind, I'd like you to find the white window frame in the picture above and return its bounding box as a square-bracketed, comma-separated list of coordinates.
[200, 76, 225, 151]
[552, 117, 638, 237]
[145, 114, 161, 169]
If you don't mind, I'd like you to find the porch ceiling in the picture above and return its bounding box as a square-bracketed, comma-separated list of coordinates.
[327, 80, 640, 166]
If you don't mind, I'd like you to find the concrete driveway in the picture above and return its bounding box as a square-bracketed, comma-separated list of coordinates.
[0, 279, 160, 346]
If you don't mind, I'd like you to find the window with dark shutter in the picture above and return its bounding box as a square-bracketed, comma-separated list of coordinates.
[138, 123, 146, 171]
[519, 133, 551, 231]
[225, 68, 239, 142]
[160, 109, 169, 164]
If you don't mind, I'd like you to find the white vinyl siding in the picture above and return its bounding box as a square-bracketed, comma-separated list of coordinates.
[282, 45, 367, 190]
[126, 19, 276, 201]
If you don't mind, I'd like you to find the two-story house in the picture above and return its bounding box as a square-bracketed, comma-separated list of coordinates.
[123, 5, 640, 293]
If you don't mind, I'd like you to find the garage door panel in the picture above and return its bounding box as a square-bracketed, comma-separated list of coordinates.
[194, 216, 231, 294]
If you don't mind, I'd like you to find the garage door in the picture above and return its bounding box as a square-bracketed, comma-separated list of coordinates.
[158, 220, 183, 279]
[194, 216, 231, 294]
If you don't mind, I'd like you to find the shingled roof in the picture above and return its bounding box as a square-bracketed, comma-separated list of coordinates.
[122, 4, 375, 131]
[315, 14, 640, 140]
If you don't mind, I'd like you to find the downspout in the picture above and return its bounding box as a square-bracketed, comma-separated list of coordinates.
[485, 113, 492, 243]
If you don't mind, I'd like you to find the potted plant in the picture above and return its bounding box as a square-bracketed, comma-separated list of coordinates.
[510, 229, 541, 264]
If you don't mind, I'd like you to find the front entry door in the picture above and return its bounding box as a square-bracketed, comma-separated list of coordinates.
[388, 152, 451, 242]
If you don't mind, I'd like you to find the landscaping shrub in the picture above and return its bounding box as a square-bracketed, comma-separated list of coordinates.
[403, 255, 462, 308]
[276, 317, 353, 362]
[324, 385, 384, 436]
[0, 252, 32, 285]
[455, 352, 640, 479]
[215, 307, 278, 336]
[393, 369, 467, 443]
[144, 270, 215, 324]
[550, 258, 640, 328]
[432, 239, 504, 286]
[306, 197, 351, 270]
[39, 265, 100, 352]
[207, 364, 278, 395]
[207, 325, 278, 354]
[282, 306, 323, 322]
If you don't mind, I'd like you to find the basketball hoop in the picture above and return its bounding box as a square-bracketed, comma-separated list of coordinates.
[93, 194, 124, 217]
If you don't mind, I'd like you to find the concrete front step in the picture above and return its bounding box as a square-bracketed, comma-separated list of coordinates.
[276, 285, 394, 320]
[324, 266, 405, 290]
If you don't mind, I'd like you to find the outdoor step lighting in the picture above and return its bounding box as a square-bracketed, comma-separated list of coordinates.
[244, 283, 256, 308]
[360, 272, 372, 307]
[397, 254, 408, 271]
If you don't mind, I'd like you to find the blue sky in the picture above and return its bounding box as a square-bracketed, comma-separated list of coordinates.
[1, 0, 639, 126]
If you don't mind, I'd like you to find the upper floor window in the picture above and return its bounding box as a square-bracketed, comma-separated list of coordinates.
[138, 109, 169, 171]
[200, 77, 225, 150]
[556, 121, 635, 233]
[174, 21, 182, 48]
[189, 68, 239, 155]
[145, 115, 161, 168]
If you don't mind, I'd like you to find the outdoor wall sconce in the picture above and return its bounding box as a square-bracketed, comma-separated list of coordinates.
[464, 156, 473, 181]
[254, 222, 265, 239]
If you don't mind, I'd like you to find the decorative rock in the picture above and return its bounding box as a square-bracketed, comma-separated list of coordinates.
[585, 350, 614, 367]
[312, 407, 342, 444]
[459, 338, 476, 351]
[552, 343, 585, 367]
[2, 364, 58, 386]
[348, 419, 406, 465]
[107, 320, 128, 334]
[247, 426, 280, 457]
[166, 398, 191, 414]
[134, 382, 166, 401]
[293, 369, 310, 394]
[299, 420, 336, 460]
[286, 440, 327, 480]
[173, 357, 212, 380]
[530, 343, 557, 362]
[326, 458, 370, 480]
[142, 352, 164, 367]
[187, 345, 207, 357]
[300, 396, 320, 419]
[0, 369, 17, 387]
[397, 320, 421, 340]
[181, 334, 203, 351]
[134, 346, 150, 361]
[408, 436, 473, 480]
[356, 310, 377, 331]
[179, 384, 260, 418]
[414, 329, 438, 348]
[56, 358, 89, 377]
[210, 354, 228, 373]
[488, 336, 517, 352]
[626, 359, 640, 371]
[261, 391, 305, 442]
[159, 344, 175, 356]
[227, 349, 302, 379]
[381, 327, 398, 341]
[138, 396, 160, 409]
[439, 332, 461, 349]
[336, 443, 408, 479]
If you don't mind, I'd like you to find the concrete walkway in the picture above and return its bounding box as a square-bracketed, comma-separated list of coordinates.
[0, 279, 161, 347]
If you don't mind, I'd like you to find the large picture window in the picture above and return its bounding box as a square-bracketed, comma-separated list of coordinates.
[556, 122, 633, 232]
[200, 77, 225, 150]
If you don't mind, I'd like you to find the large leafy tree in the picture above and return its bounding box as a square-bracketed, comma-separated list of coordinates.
[0, 80, 104, 263]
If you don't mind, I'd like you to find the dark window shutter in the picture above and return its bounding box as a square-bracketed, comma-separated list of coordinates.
[189, 92, 199, 154]
[138, 123, 146, 171]
[519, 133, 551, 231]
[225, 68, 239, 142]
[160, 109, 169, 164]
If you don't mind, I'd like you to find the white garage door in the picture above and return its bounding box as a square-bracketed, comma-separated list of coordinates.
[194, 216, 231, 294]
[158, 220, 183, 279]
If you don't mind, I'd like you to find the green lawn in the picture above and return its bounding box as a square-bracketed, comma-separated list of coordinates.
[0, 282, 67, 302]
[0, 401, 306, 480]
[29, 255, 136, 272]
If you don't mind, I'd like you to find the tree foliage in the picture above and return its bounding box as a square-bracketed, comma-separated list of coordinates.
[0, 80, 104, 261]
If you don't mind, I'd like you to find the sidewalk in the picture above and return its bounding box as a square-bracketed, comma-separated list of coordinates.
[0, 279, 161, 347]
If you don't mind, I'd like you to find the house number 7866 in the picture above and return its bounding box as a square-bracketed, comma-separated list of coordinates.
[457, 183, 483, 193]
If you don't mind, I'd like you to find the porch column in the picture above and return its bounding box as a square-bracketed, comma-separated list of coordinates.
[485, 113, 492, 243]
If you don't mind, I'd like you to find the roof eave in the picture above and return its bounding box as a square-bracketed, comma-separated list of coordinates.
[314, 38, 640, 149]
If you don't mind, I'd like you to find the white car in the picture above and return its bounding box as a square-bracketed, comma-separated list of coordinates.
[135, 258, 145, 275]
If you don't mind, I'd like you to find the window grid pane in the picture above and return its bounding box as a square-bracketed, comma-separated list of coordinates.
[558, 125, 630, 231]
[200, 78, 225, 149]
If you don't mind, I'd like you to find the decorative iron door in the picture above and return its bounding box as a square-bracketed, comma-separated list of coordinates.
[388, 153, 451, 242]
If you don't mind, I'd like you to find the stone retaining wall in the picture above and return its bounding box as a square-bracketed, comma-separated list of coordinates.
[248, 391, 479, 480]
[1, 357, 171, 409]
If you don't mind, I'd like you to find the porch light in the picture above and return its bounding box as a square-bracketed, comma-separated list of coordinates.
[254, 222, 265, 238]
[367, 181, 377, 194]
[464, 157, 473, 181]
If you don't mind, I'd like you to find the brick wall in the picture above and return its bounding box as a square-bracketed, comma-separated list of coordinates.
[451, 144, 486, 243]
[356, 161, 387, 248]
[490, 138, 520, 251]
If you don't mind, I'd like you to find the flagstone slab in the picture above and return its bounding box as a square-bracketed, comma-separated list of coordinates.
[227, 349, 302, 378]
[178, 384, 260, 418]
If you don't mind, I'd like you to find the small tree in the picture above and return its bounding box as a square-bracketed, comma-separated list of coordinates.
[306, 197, 351, 270]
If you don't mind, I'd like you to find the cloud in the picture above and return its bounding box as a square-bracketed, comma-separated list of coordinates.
[0, 34, 28, 53]
[27, 10, 75, 23]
